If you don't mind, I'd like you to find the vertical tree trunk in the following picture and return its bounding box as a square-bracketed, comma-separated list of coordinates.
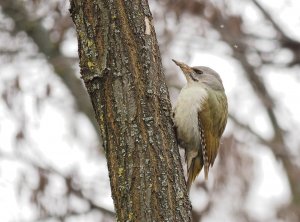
[69, 0, 191, 221]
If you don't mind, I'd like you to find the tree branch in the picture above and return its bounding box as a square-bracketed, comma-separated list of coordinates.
[0, 0, 100, 139]
[0, 150, 116, 219]
[252, 0, 300, 44]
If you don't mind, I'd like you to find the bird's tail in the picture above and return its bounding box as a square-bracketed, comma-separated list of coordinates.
[186, 154, 203, 192]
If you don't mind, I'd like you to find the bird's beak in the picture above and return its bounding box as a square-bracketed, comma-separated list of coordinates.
[172, 59, 193, 75]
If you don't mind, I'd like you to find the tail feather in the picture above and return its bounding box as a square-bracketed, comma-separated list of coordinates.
[204, 162, 209, 180]
[187, 156, 203, 192]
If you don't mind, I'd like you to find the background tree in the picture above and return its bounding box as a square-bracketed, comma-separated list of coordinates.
[0, 0, 299, 222]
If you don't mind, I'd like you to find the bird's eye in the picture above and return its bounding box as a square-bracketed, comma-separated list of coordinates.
[194, 69, 203, 75]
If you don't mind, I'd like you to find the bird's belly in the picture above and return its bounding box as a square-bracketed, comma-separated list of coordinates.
[174, 87, 207, 148]
[175, 107, 199, 148]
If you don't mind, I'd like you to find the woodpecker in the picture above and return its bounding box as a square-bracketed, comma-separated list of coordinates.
[172, 59, 228, 191]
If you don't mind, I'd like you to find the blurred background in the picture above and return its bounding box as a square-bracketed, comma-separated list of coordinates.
[0, 0, 300, 221]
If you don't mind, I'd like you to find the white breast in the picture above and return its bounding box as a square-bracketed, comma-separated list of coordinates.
[174, 84, 208, 148]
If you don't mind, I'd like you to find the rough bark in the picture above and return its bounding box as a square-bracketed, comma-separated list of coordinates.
[69, 1, 191, 221]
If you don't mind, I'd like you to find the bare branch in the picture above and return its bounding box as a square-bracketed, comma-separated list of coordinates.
[0, 150, 116, 219]
[252, 0, 300, 45]
[0, 0, 100, 138]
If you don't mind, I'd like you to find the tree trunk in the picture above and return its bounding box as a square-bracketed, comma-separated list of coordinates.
[69, 0, 191, 221]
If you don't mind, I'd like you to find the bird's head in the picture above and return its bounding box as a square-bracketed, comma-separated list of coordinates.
[172, 59, 224, 91]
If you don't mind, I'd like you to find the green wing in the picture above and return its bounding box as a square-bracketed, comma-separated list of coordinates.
[198, 89, 228, 172]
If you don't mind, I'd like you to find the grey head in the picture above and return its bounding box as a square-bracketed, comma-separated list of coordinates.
[192, 66, 224, 91]
[172, 59, 224, 91]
